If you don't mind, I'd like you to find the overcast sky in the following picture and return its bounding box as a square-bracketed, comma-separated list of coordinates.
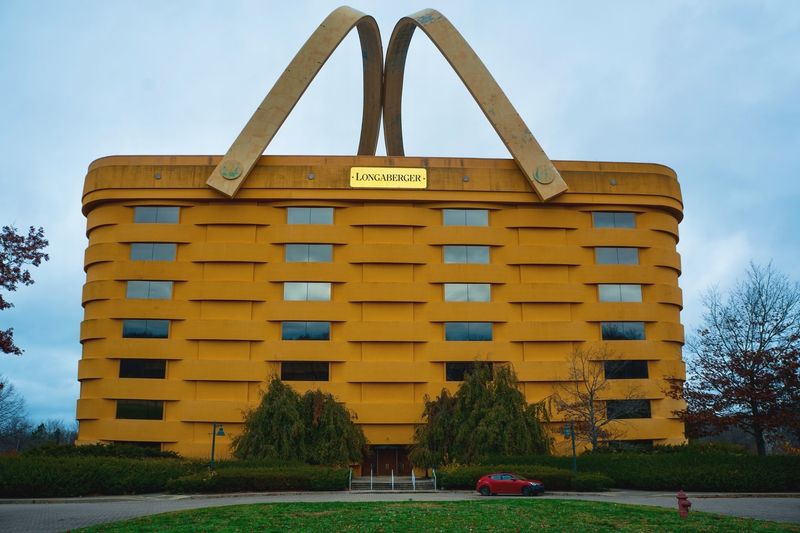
[1, 0, 799, 425]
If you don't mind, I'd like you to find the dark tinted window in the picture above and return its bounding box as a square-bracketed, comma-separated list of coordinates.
[287, 207, 333, 224]
[119, 359, 167, 379]
[443, 209, 488, 226]
[445, 362, 493, 381]
[604, 440, 654, 451]
[281, 362, 329, 381]
[126, 281, 173, 300]
[116, 399, 164, 420]
[112, 441, 162, 449]
[281, 321, 330, 340]
[601, 322, 645, 340]
[604, 360, 649, 379]
[130, 243, 177, 261]
[122, 319, 169, 339]
[134, 207, 179, 223]
[592, 212, 635, 228]
[595, 247, 639, 265]
[607, 399, 651, 419]
[445, 322, 493, 341]
[443, 245, 490, 264]
[285, 244, 333, 262]
[598, 284, 642, 302]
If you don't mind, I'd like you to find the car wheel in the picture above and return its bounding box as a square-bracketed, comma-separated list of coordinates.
[479, 486, 491, 496]
[522, 485, 533, 496]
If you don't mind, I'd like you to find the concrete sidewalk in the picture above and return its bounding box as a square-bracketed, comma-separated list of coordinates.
[1, 490, 798, 532]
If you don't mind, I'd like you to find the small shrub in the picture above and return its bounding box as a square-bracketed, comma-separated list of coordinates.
[572, 472, 613, 492]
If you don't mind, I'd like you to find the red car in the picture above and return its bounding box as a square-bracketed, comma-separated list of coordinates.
[476, 472, 545, 496]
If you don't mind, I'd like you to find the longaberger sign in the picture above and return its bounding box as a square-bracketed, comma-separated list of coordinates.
[350, 167, 427, 189]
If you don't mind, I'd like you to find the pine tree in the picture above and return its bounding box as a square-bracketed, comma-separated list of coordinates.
[232, 377, 306, 461]
[411, 364, 551, 466]
[232, 376, 366, 464]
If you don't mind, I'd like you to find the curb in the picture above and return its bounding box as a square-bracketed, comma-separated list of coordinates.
[2, 490, 799, 505]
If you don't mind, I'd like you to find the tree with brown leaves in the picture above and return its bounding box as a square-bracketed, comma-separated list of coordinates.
[670, 263, 800, 456]
[1, 225, 49, 355]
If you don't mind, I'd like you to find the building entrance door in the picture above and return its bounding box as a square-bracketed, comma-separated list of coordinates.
[365, 446, 411, 476]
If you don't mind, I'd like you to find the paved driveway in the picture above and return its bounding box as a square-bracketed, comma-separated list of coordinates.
[1, 491, 798, 532]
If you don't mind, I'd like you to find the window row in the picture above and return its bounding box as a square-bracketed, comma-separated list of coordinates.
[127, 240, 640, 267]
[119, 319, 646, 341]
[133, 207, 635, 229]
[114, 397, 651, 421]
[113, 358, 649, 381]
[121, 281, 494, 302]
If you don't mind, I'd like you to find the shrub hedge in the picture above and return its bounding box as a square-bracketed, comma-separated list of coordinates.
[23, 443, 180, 459]
[0, 456, 195, 497]
[480, 448, 800, 492]
[571, 472, 613, 492]
[166, 466, 349, 493]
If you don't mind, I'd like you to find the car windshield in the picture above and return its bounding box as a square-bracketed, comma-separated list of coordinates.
[511, 474, 527, 480]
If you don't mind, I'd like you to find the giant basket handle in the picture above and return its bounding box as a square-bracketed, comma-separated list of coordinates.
[207, 6, 383, 197]
[383, 9, 568, 201]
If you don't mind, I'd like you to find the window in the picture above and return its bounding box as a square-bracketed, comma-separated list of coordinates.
[281, 361, 329, 381]
[592, 212, 635, 228]
[446, 362, 493, 381]
[130, 243, 177, 261]
[287, 207, 333, 224]
[112, 441, 162, 449]
[598, 284, 642, 302]
[126, 281, 173, 300]
[116, 399, 164, 420]
[119, 359, 167, 379]
[122, 319, 169, 339]
[606, 399, 651, 419]
[134, 206, 179, 223]
[285, 244, 333, 262]
[604, 360, 649, 379]
[444, 283, 491, 302]
[595, 247, 639, 265]
[601, 322, 645, 340]
[283, 282, 331, 301]
[281, 321, 330, 340]
[445, 322, 493, 341]
[443, 245, 490, 264]
[443, 209, 488, 226]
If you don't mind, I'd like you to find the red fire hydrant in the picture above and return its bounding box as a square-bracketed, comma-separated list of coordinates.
[676, 490, 692, 518]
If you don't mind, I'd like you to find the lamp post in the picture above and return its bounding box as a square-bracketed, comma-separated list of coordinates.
[563, 421, 577, 473]
[209, 422, 225, 469]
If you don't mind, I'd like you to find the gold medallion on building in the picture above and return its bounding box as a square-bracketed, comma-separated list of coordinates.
[220, 160, 243, 180]
[533, 166, 556, 185]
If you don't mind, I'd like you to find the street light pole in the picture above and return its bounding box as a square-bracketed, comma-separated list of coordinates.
[570, 420, 577, 474]
[209, 422, 225, 469]
[564, 421, 577, 474]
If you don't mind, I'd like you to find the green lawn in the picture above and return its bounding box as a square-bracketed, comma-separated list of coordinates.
[79, 500, 799, 532]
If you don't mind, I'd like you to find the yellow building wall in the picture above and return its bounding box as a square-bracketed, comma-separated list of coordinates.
[77, 155, 686, 458]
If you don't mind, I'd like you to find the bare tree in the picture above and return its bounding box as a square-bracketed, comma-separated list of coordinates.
[0, 375, 29, 451]
[550, 346, 644, 451]
[668, 263, 800, 456]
